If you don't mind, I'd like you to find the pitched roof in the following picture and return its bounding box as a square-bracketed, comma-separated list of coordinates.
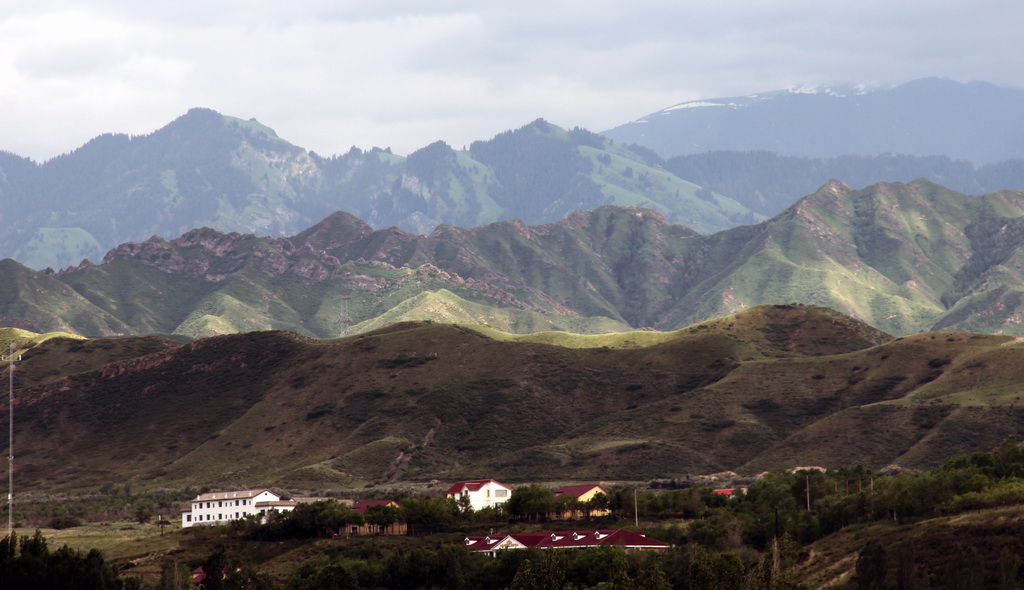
[352, 500, 399, 514]
[554, 484, 607, 499]
[445, 479, 510, 496]
[464, 529, 669, 552]
[255, 500, 297, 508]
[193, 489, 276, 502]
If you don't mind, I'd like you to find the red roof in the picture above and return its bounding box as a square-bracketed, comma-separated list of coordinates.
[554, 485, 606, 499]
[464, 529, 669, 552]
[352, 500, 398, 514]
[445, 479, 509, 496]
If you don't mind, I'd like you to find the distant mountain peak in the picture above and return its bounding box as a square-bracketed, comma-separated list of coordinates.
[605, 78, 1024, 164]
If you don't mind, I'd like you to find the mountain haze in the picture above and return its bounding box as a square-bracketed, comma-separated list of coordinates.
[603, 78, 1024, 164]
[0, 112, 757, 270]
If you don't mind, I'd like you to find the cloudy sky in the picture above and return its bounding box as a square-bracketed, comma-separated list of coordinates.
[3, 0, 1022, 162]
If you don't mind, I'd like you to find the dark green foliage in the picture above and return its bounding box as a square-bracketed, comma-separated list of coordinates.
[0, 530, 121, 590]
[159, 559, 191, 590]
[506, 485, 556, 521]
[946, 543, 985, 590]
[247, 501, 364, 541]
[855, 540, 887, 590]
[47, 515, 83, 529]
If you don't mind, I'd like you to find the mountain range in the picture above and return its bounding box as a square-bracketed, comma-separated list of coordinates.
[5, 179, 1024, 339]
[603, 77, 1024, 164]
[0, 113, 756, 271]
[5, 303, 1024, 492]
[3, 78, 1022, 272]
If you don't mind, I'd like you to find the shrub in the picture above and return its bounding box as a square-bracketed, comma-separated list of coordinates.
[47, 515, 83, 529]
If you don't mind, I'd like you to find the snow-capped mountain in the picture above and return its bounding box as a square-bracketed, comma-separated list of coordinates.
[602, 78, 1024, 164]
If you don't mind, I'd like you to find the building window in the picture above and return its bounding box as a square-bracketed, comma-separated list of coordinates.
[186, 515, 191, 522]
[495, 490, 508, 497]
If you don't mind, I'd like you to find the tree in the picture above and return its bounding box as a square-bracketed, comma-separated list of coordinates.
[855, 540, 887, 590]
[133, 502, 155, 524]
[587, 492, 610, 518]
[507, 485, 555, 521]
[947, 543, 984, 590]
[747, 535, 805, 590]
[634, 559, 671, 590]
[0, 530, 121, 590]
[364, 503, 402, 532]
[999, 547, 1020, 590]
[199, 546, 230, 590]
[159, 559, 191, 590]
[511, 551, 566, 590]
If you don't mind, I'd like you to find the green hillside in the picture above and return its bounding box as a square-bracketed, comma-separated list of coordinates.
[6, 180, 1024, 339]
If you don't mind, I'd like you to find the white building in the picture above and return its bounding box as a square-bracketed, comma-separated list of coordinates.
[445, 479, 513, 511]
[181, 489, 296, 528]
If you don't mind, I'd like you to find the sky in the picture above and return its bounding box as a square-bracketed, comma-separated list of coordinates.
[3, 0, 1023, 162]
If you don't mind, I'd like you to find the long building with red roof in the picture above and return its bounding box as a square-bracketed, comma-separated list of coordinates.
[463, 529, 669, 556]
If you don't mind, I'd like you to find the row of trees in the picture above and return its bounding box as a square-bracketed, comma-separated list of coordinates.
[271, 538, 803, 590]
[0, 530, 126, 590]
[242, 437, 1024, 552]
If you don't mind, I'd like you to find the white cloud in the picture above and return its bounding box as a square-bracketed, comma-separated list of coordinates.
[2, 0, 1022, 161]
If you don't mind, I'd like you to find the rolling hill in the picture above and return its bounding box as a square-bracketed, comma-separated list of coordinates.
[4, 304, 1024, 493]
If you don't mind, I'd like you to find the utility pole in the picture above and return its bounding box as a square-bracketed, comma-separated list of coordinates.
[5, 343, 19, 535]
[633, 488, 639, 528]
[805, 474, 811, 511]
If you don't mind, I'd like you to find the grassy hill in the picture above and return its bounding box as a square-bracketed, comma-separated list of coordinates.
[6, 304, 1024, 495]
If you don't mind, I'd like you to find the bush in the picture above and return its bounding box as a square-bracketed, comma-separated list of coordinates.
[47, 515, 83, 529]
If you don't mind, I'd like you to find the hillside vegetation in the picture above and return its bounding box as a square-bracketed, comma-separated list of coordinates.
[6, 180, 1024, 338]
[4, 304, 1024, 494]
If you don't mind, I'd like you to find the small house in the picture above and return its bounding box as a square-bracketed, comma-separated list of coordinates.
[553, 484, 611, 519]
[445, 479, 513, 511]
